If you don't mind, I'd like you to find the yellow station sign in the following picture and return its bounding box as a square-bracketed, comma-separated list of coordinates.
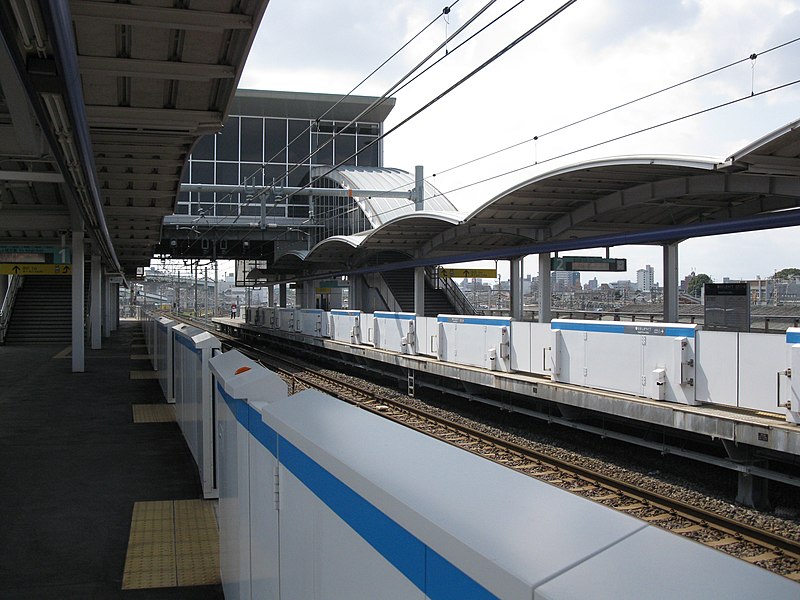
[0, 263, 72, 275]
[438, 268, 497, 279]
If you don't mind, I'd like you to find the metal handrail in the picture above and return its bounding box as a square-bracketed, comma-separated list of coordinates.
[0, 275, 23, 344]
[425, 267, 477, 315]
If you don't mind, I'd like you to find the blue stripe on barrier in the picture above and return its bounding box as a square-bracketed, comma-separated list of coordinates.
[551, 321, 696, 338]
[437, 316, 511, 327]
[215, 381, 495, 598]
[374, 312, 416, 321]
[665, 327, 696, 338]
[551, 321, 625, 334]
[331, 310, 361, 316]
[787, 331, 800, 344]
[279, 438, 428, 592]
[426, 548, 497, 599]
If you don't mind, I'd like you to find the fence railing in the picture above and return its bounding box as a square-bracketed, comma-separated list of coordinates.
[0, 275, 23, 344]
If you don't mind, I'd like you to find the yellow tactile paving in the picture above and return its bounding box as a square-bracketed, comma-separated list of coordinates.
[132, 404, 175, 423]
[130, 370, 159, 380]
[122, 499, 219, 590]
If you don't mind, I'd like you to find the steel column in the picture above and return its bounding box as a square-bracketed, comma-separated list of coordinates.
[510, 257, 524, 321]
[268, 284, 275, 307]
[538, 253, 552, 323]
[414, 267, 425, 316]
[663, 243, 679, 322]
[90, 254, 102, 349]
[279, 283, 287, 308]
[72, 231, 85, 372]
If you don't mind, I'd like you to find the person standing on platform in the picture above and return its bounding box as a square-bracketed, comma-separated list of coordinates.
[230, 303, 237, 319]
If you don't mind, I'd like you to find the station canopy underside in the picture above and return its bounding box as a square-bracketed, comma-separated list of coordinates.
[0, 0, 269, 277]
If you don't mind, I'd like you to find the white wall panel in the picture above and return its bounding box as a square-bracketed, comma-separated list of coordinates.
[695, 331, 738, 406]
[738, 333, 788, 412]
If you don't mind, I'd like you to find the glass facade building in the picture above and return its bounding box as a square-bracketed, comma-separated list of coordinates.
[177, 89, 394, 220]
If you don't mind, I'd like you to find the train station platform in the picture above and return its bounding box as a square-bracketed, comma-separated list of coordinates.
[0, 321, 222, 600]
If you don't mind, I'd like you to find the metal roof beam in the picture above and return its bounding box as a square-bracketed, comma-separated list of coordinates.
[70, 1, 253, 32]
[0, 170, 64, 183]
[85, 105, 221, 133]
[78, 56, 235, 81]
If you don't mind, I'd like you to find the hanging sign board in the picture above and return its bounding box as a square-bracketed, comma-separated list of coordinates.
[704, 282, 750, 332]
[438, 268, 497, 279]
[551, 256, 627, 272]
[0, 263, 72, 275]
[0, 245, 71, 264]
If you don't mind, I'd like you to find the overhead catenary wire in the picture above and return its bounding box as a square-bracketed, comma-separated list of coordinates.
[429, 34, 800, 179]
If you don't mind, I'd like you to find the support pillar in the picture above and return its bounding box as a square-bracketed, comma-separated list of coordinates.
[104, 277, 113, 336]
[279, 284, 287, 308]
[414, 267, 425, 316]
[538, 253, 552, 323]
[91, 254, 102, 349]
[722, 440, 770, 510]
[510, 257, 524, 321]
[268, 284, 275, 307]
[663, 242, 679, 323]
[0, 274, 8, 307]
[71, 231, 85, 372]
[112, 283, 119, 331]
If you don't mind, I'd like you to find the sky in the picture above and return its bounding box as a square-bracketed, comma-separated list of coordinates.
[238, 0, 800, 284]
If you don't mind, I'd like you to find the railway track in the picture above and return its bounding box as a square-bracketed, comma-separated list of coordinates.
[182, 316, 800, 580]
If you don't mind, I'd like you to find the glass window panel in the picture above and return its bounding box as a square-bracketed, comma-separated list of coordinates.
[264, 164, 287, 187]
[312, 133, 333, 165]
[240, 117, 263, 162]
[191, 161, 214, 183]
[240, 163, 264, 186]
[288, 120, 310, 164]
[356, 135, 379, 167]
[241, 204, 260, 217]
[216, 116, 240, 161]
[215, 202, 238, 217]
[216, 162, 239, 185]
[265, 118, 286, 163]
[335, 134, 356, 166]
[288, 168, 308, 188]
[192, 134, 214, 160]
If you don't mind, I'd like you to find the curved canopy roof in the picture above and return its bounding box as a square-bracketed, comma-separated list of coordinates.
[312, 166, 458, 228]
[282, 120, 800, 279]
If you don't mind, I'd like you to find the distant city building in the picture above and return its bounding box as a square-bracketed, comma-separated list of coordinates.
[586, 277, 599, 291]
[636, 265, 655, 292]
[552, 271, 581, 291]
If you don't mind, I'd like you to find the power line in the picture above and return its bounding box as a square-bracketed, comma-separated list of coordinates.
[432, 77, 800, 200]
[430, 35, 800, 179]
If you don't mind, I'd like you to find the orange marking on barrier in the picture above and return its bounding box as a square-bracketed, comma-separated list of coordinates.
[235, 366, 251, 375]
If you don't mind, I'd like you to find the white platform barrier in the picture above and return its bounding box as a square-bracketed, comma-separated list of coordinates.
[276, 308, 295, 332]
[330, 309, 362, 344]
[214, 360, 796, 599]
[172, 323, 221, 498]
[257, 307, 275, 328]
[415, 316, 438, 357]
[155, 316, 175, 402]
[510, 321, 552, 376]
[373, 311, 417, 354]
[785, 328, 800, 424]
[552, 319, 698, 404]
[296, 308, 329, 337]
[211, 350, 287, 600]
[438, 315, 512, 372]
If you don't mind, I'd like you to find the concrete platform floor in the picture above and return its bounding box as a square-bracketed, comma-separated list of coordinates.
[0, 321, 223, 599]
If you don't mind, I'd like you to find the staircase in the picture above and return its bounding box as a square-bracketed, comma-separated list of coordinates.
[4, 276, 73, 344]
[379, 269, 456, 317]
